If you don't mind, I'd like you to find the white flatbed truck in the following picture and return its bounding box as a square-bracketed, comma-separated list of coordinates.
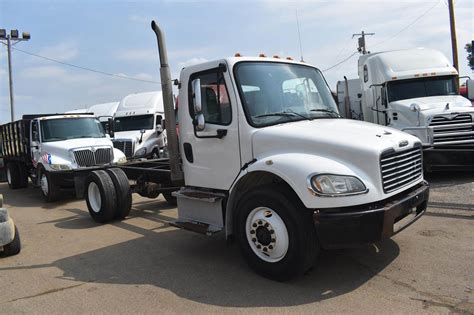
[80, 21, 430, 280]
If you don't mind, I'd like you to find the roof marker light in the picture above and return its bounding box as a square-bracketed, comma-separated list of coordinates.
[273, 55, 280, 59]
[234, 53, 242, 57]
[430, 72, 436, 76]
[259, 53, 266, 57]
[391, 76, 398, 80]
[414, 74, 420, 77]
[286, 57, 293, 60]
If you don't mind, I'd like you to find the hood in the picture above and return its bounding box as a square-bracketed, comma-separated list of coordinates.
[390, 95, 472, 114]
[42, 137, 113, 151]
[252, 119, 420, 164]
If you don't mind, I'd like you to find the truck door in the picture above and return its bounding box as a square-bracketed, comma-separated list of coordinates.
[30, 119, 41, 166]
[180, 62, 241, 190]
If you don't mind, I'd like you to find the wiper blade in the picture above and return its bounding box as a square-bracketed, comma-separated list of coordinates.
[310, 108, 341, 117]
[254, 112, 295, 119]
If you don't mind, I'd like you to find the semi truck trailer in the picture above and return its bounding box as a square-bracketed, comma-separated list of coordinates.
[337, 48, 474, 170]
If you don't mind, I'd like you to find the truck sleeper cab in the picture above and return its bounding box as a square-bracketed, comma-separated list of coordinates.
[337, 49, 474, 171]
[112, 91, 167, 160]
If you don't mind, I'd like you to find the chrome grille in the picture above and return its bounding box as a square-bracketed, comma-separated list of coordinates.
[73, 147, 113, 167]
[113, 140, 134, 158]
[429, 114, 474, 145]
[380, 146, 422, 193]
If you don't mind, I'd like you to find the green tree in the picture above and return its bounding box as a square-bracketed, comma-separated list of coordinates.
[466, 42, 473, 70]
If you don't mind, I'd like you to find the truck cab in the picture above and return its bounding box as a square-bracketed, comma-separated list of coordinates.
[112, 91, 167, 159]
[87, 101, 119, 133]
[337, 48, 474, 170]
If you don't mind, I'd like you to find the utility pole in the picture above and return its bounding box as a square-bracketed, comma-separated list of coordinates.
[0, 29, 31, 122]
[352, 31, 375, 55]
[448, 0, 458, 72]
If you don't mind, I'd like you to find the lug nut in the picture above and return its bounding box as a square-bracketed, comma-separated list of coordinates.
[271, 238, 276, 242]
[252, 238, 256, 242]
[263, 247, 267, 252]
[250, 229, 255, 234]
[257, 244, 261, 249]
[252, 223, 257, 228]
[264, 222, 269, 228]
[268, 245, 273, 249]
[270, 229, 275, 234]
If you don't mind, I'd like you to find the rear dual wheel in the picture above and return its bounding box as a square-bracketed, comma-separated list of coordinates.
[85, 169, 132, 223]
[6, 163, 28, 189]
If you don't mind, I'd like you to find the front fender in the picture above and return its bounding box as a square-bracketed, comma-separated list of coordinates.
[112, 148, 126, 163]
[245, 153, 378, 209]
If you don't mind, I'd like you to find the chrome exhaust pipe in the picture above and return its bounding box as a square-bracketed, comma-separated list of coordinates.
[151, 20, 183, 183]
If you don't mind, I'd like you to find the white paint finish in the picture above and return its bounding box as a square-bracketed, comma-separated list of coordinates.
[179, 60, 241, 190]
[87, 182, 102, 213]
[0, 213, 15, 246]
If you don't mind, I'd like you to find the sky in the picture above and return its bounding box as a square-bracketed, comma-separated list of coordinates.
[0, 0, 473, 123]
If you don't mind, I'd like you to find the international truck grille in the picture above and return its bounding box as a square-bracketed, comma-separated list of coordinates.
[73, 147, 113, 167]
[380, 145, 422, 193]
[429, 114, 474, 145]
[113, 140, 134, 158]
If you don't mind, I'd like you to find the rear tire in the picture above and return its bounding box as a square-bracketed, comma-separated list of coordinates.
[39, 169, 60, 202]
[85, 170, 117, 223]
[235, 186, 319, 281]
[105, 168, 132, 220]
[3, 225, 21, 256]
[6, 163, 21, 189]
[18, 164, 28, 188]
[162, 192, 177, 206]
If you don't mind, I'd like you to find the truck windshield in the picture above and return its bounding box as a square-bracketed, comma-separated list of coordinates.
[41, 118, 105, 142]
[234, 62, 339, 127]
[114, 114, 154, 132]
[387, 75, 457, 102]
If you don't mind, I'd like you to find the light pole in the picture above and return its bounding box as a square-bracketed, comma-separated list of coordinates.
[0, 29, 31, 122]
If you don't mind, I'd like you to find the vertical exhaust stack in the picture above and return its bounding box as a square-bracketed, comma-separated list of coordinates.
[151, 20, 184, 183]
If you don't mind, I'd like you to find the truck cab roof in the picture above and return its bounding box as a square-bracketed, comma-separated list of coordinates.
[115, 91, 164, 117]
[358, 48, 457, 84]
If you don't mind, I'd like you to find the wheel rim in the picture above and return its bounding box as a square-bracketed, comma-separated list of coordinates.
[6, 168, 11, 184]
[245, 207, 289, 263]
[40, 174, 49, 196]
[88, 182, 102, 213]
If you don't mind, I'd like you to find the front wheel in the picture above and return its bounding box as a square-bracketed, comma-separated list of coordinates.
[3, 225, 21, 256]
[235, 186, 319, 281]
[40, 170, 60, 202]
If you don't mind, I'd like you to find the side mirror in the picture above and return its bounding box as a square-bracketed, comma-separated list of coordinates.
[107, 118, 114, 138]
[410, 103, 420, 112]
[467, 79, 474, 100]
[194, 113, 205, 131]
[192, 78, 202, 113]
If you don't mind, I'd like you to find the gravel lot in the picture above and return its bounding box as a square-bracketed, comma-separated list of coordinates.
[0, 172, 473, 314]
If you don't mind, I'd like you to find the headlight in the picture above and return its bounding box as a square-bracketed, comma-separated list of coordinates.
[117, 156, 127, 164]
[308, 174, 368, 196]
[134, 147, 147, 157]
[50, 164, 72, 171]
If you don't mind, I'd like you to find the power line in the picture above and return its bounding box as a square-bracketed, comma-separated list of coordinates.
[322, 51, 358, 72]
[0, 42, 160, 84]
[371, 0, 441, 48]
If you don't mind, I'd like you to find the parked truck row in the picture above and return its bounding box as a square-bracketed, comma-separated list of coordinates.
[0, 21, 435, 280]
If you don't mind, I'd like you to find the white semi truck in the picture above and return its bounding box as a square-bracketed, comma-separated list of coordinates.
[77, 21, 430, 280]
[337, 48, 474, 170]
[112, 91, 167, 159]
[0, 114, 126, 202]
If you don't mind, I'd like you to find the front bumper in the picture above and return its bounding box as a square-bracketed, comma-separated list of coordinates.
[314, 181, 429, 249]
[423, 145, 474, 170]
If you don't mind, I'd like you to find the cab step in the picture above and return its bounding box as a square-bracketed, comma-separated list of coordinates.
[169, 219, 222, 236]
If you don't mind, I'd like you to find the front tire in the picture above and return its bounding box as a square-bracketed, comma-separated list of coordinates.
[162, 192, 177, 206]
[235, 186, 319, 281]
[40, 170, 60, 202]
[85, 170, 117, 223]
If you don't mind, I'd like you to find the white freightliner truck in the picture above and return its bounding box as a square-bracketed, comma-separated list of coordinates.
[80, 21, 430, 280]
[337, 48, 474, 170]
[0, 114, 126, 202]
[112, 91, 167, 159]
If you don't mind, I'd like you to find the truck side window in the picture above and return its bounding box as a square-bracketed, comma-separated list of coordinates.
[363, 65, 368, 83]
[31, 121, 39, 142]
[189, 70, 232, 126]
